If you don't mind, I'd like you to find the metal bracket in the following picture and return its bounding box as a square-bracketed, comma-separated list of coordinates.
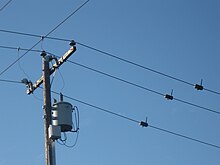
[164, 89, 174, 100]
[194, 79, 204, 90]
[140, 117, 148, 127]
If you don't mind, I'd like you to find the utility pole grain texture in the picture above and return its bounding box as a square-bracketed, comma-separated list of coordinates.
[42, 53, 53, 165]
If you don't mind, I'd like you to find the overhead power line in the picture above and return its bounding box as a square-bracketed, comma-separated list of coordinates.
[0, 0, 90, 77]
[0, 78, 22, 84]
[0, 29, 70, 42]
[69, 43, 220, 96]
[0, 0, 12, 12]
[1, 29, 219, 96]
[1, 76, 219, 149]
[76, 42, 194, 87]
[65, 60, 220, 116]
[68, 60, 165, 97]
[0, 45, 219, 115]
[0, 38, 43, 76]
[49, 90, 220, 149]
[44, 0, 90, 37]
[0, 45, 42, 52]
[148, 125, 220, 149]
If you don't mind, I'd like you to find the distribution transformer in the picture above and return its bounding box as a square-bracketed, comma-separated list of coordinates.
[52, 101, 73, 132]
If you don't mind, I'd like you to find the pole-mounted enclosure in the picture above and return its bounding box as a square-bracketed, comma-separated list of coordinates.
[52, 101, 73, 132]
[49, 94, 74, 141]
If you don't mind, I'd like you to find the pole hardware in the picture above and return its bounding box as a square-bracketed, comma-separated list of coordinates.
[194, 79, 204, 90]
[164, 89, 174, 100]
[25, 43, 76, 95]
[23, 42, 76, 165]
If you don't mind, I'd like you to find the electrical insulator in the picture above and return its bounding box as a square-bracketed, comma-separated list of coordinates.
[52, 101, 73, 132]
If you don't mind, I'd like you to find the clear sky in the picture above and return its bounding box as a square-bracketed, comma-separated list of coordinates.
[0, 0, 220, 165]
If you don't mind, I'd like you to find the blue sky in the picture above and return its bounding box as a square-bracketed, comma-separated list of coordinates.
[0, 0, 220, 164]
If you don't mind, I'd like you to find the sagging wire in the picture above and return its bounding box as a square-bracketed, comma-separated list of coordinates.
[57, 132, 79, 148]
[32, 92, 43, 102]
[49, 56, 65, 94]
[17, 47, 30, 79]
[57, 132, 68, 145]
[50, 61, 57, 87]
[18, 47, 42, 102]
[57, 68, 65, 93]
[64, 131, 79, 148]
[74, 106, 80, 132]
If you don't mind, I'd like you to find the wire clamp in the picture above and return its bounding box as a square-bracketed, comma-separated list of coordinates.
[194, 79, 204, 90]
[164, 89, 174, 100]
[140, 117, 148, 127]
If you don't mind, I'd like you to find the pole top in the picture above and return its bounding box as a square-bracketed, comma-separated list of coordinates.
[41, 51, 47, 57]
[69, 40, 76, 46]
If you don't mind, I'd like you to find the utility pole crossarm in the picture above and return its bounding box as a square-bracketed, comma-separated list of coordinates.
[27, 45, 76, 95]
[50, 46, 76, 73]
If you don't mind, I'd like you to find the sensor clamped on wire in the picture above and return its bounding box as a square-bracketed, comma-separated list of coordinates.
[194, 79, 204, 90]
[164, 89, 174, 100]
[140, 117, 148, 127]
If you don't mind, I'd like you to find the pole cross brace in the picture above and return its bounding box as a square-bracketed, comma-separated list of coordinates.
[27, 45, 76, 95]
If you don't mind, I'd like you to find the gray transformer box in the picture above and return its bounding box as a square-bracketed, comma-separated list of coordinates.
[49, 125, 61, 140]
[52, 101, 73, 132]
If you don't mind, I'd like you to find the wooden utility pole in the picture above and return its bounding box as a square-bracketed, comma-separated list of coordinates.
[42, 52, 53, 165]
[25, 41, 76, 165]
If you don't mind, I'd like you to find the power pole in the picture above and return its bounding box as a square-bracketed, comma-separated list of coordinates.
[42, 51, 53, 165]
[24, 41, 76, 165]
